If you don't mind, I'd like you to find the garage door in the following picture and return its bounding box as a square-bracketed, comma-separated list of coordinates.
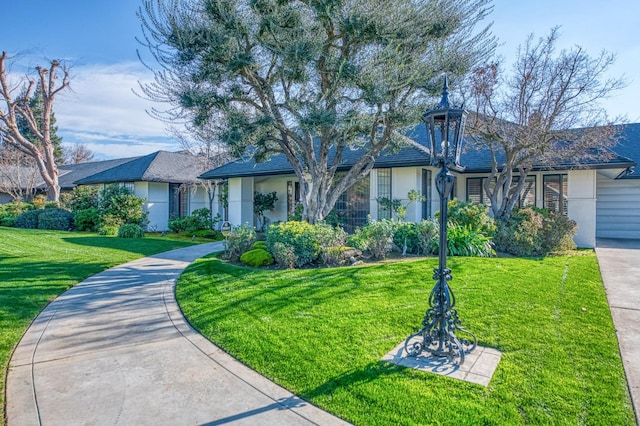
[596, 173, 640, 239]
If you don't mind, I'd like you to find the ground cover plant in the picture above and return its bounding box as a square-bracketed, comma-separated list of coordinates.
[0, 227, 195, 422]
[176, 253, 635, 425]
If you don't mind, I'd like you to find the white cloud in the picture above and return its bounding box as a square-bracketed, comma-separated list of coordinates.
[54, 62, 185, 159]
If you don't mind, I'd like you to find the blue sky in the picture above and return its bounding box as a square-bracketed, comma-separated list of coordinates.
[2, 0, 639, 160]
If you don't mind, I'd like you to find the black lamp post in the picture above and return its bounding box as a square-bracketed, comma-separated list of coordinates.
[404, 76, 477, 365]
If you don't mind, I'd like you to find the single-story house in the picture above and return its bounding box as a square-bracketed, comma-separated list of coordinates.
[199, 123, 640, 248]
[71, 150, 218, 231]
[1, 150, 220, 232]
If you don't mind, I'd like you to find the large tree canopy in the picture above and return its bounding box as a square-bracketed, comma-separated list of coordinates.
[138, 0, 495, 222]
[465, 28, 625, 220]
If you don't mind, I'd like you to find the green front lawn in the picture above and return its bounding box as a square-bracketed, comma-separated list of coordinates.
[177, 253, 635, 425]
[0, 227, 195, 423]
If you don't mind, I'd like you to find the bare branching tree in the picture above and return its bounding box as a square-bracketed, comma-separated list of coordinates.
[0, 51, 71, 201]
[137, 0, 495, 223]
[0, 144, 39, 201]
[465, 28, 626, 220]
[63, 143, 95, 164]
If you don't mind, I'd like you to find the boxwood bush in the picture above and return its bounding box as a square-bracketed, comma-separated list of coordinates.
[240, 248, 274, 267]
[37, 208, 74, 231]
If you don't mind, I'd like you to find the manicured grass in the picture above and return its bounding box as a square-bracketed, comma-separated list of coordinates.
[0, 227, 195, 423]
[176, 253, 635, 425]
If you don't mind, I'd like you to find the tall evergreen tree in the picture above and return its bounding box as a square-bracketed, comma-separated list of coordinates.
[138, 0, 495, 223]
[16, 84, 64, 164]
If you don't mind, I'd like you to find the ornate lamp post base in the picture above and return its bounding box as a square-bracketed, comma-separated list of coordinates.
[404, 268, 477, 365]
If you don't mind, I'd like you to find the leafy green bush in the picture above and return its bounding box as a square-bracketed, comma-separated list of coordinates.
[0, 202, 32, 227]
[414, 220, 439, 255]
[169, 208, 217, 233]
[393, 221, 421, 254]
[74, 208, 100, 232]
[65, 186, 99, 211]
[314, 223, 348, 266]
[14, 210, 42, 229]
[240, 248, 274, 267]
[352, 218, 396, 259]
[226, 223, 257, 260]
[440, 199, 496, 236]
[99, 184, 147, 227]
[99, 225, 119, 236]
[118, 223, 145, 238]
[495, 208, 577, 257]
[271, 242, 296, 269]
[37, 208, 74, 231]
[266, 221, 320, 267]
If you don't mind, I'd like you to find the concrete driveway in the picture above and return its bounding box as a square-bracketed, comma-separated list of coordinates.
[596, 238, 640, 425]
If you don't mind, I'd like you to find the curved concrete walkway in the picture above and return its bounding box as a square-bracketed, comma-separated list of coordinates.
[596, 238, 640, 425]
[6, 242, 349, 426]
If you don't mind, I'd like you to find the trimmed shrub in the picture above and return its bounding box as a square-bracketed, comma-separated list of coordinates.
[240, 248, 274, 267]
[266, 221, 319, 267]
[37, 208, 74, 231]
[74, 208, 100, 232]
[251, 241, 268, 250]
[495, 208, 577, 257]
[271, 242, 296, 269]
[226, 223, 257, 260]
[118, 223, 145, 238]
[14, 210, 42, 229]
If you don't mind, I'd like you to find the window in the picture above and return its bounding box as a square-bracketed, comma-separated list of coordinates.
[466, 177, 484, 204]
[466, 177, 495, 206]
[543, 174, 568, 215]
[511, 175, 536, 208]
[170, 183, 189, 218]
[377, 168, 392, 219]
[333, 174, 370, 233]
[422, 169, 432, 219]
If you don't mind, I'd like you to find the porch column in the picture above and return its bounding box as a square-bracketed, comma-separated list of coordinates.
[568, 170, 597, 248]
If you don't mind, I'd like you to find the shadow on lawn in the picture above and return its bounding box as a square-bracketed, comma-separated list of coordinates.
[60, 235, 193, 256]
[300, 360, 407, 400]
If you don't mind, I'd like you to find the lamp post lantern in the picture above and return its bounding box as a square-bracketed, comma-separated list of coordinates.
[404, 76, 477, 365]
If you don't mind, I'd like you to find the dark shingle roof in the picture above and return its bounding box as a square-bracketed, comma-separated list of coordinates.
[611, 123, 640, 178]
[201, 123, 639, 180]
[57, 156, 142, 189]
[200, 144, 431, 179]
[74, 151, 207, 185]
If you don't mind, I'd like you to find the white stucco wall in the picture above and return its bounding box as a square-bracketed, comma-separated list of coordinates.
[189, 186, 206, 213]
[133, 182, 171, 232]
